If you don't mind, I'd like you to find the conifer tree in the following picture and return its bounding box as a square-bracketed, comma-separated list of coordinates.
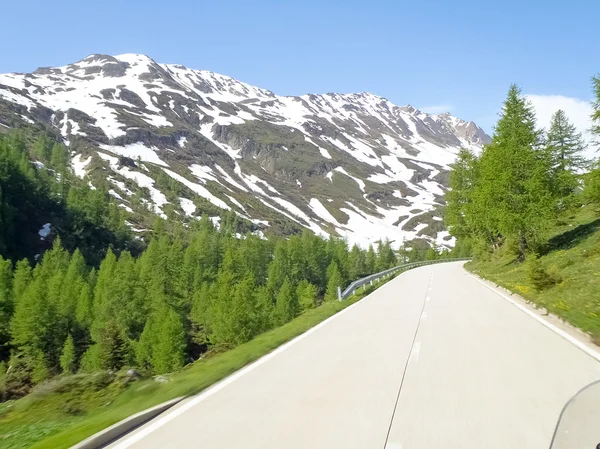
[255, 285, 274, 332]
[445, 148, 481, 239]
[274, 277, 298, 326]
[348, 245, 366, 280]
[474, 84, 553, 258]
[10, 277, 54, 381]
[189, 282, 213, 345]
[365, 244, 376, 274]
[229, 274, 258, 344]
[60, 334, 76, 374]
[265, 240, 288, 295]
[11, 259, 31, 306]
[325, 261, 342, 301]
[59, 249, 87, 333]
[151, 306, 186, 374]
[376, 240, 397, 271]
[584, 77, 600, 207]
[545, 110, 587, 205]
[50, 143, 69, 173]
[592, 76, 600, 141]
[297, 280, 318, 310]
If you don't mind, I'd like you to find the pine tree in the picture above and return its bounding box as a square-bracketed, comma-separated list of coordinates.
[425, 245, 439, 260]
[151, 306, 186, 374]
[585, 77, 600, 208]
[12, 262, 31, 307]
[348, 245, 366, 280]
[365, 244, 376, 274]
[445, 148, 482, 239]
[330, 239, 349, 284]
[273, 277, 298, 326]
[111, 251, 145, 339]
[59, 249, 87, 334]
[229, 274, 258, 344]
[209, 263, 237, 345]
[135, 317, 156, 371]
[265, 240, 288, 295]
[33, 135, 51, 162]
[376, 240, 397, 270]
[255, 285, 274, 332]
[75, 283, 93, 330]
[584, 162, 600, 206]
[297, 280, 318, 310]
[592, 76, 600, 142]
[10, 277, 55, 381]
[474, 84, 553, 258]
[90, 249, 117, 343]
[96, 321, 132, 371]
[60, 334, 76, 374]
[286, 236, 305, 285]
[300, 230, 325, 290]
[325, 261, 342, 301]
[189, 282, 213, 345]
[545, 110, 587, 205]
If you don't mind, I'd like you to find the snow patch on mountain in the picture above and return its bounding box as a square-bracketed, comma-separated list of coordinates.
[0, 53, 492, 249]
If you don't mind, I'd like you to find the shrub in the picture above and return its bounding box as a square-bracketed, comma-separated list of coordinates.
[526, 255, 560, 291]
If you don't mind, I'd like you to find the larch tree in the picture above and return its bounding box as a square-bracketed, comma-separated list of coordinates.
[365, 244, 377, 274]
[584, 76, 600, 207]
[60, 334, 76, 374]
[325, 261, 342, 301]
[445, 148, 481, 239]
[273, 277, 298, 326]
[474, 84, 553, 258]
[545, 109, 587, 206]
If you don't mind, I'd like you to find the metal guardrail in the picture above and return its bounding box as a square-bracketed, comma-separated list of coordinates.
[338, 258, 470, 301]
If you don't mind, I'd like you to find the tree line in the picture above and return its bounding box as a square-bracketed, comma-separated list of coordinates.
[0, 130, 402, 397]
[445, 81, 599, 260]
[0, 125, 469, 399]
[0, 131, 135, 266]
[0, 223, 399, 395]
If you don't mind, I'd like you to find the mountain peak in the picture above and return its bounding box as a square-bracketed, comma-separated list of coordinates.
[0, 53, 492, 250]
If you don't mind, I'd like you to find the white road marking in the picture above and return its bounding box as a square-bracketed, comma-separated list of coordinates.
[385, 443, 403, 449]
[462, 266, 600, 363]
[409, 341, 421, 364]
[420, 311, 427, 322]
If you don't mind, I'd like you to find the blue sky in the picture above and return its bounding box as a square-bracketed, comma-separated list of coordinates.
[1, 0, 598, 134]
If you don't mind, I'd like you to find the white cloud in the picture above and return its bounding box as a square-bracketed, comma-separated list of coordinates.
[526, 94, 597, 158]
[420, 104, 454, 115]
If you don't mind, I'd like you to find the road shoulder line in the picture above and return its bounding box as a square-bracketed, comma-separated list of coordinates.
[462, 266, 600, 363]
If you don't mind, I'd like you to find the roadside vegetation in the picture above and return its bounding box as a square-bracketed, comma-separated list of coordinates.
[0, 127, 431, 447]
[446, 76, 600, 344]
[0, 263, 405, 449]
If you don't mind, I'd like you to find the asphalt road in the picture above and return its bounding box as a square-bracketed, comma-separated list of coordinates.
[107, 262, 600, 449]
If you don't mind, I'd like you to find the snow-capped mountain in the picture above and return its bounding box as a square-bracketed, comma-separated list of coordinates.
[0, 53, 490, 249]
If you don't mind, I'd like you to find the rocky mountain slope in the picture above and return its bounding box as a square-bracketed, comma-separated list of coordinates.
[0, 53, 490, 249]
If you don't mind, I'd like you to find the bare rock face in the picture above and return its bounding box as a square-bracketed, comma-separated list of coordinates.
[0, 53, 491, 249]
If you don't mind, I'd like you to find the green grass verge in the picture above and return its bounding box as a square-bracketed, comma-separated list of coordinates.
[0, 274, 399, 449]
[466, 205, 600, 344]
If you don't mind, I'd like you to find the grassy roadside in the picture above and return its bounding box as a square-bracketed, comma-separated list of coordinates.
[0, 272, 398, 449]
[466, 205, 600, 344]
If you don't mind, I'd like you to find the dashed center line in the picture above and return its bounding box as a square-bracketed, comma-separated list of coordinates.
[410, 341, 422, 364]
[383, 273, 433, 448]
